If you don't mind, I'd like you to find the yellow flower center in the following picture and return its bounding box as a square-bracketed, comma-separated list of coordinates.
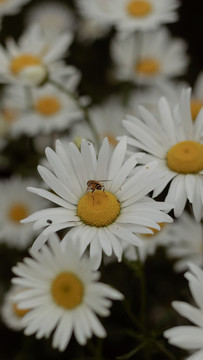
[2, 108, 17, 124]
[8, 203, 29, 223]
[51, 272, 84, 309]
[103, 133, 118, 147]
[126, 0, 152, 17]
[143, 223, 165, 238]
[10, 54, 42, 75]
[77, 190, 120, 227]
[35, 96, 61, 116]
[13, 303, 30, 318]
[167, 140, 203, 174]
[136, 58, 160, 75]
[190, 99, 203, 121]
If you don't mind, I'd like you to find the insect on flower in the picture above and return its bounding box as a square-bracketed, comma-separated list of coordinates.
[86, 180, 111, 204]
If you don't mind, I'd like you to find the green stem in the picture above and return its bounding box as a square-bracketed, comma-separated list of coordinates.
[122, 299, 145, 333]
[117, 341, 147, 360]
[153, 339, 176, 360]
[135, 248, 147, 328]
[49, 79, 101, 147]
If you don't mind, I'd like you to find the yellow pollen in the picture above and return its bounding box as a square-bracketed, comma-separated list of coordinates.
[136, 58, 160, 75]
[190, 99, 203, 121]
[78, 190, 120, 227]
[35, 96, 61, 116]
[126, 0, 152, 17]
[10, 54, 42, 75]
[103, 133, 118, 147]
[167, 140, 203, 174]
[51, 272, 84, 309]
[143, 223, 165, 238]
[8, 203, 29, 223]
[13, 303, 30, 318]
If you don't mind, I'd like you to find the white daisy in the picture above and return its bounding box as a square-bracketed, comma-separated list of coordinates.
[11, 235, 123, 351]
[77, 18, 110, 42]
[62, 96, 129, 150]
[1, 286, 29, 331]
[25, 1, 75, 43]
[0, 0, 30, 17]
[122, 88, 203, 221]
[0, 24, 73, 86]
[164, 263, 203, 360]
[111, 28, 188, 85]
[76, 0, 179, 34]
[124, 222, 172, 262]
[0, 177, 50, 249]
[166, 212, 203, 272]
[190, 72, 203, 121]
[4, 83, 82, 137]
[22, 136, 173, 269]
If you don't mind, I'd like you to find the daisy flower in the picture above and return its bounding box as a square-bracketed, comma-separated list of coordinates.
[190, 72, 203, 121]
[1, 286, 29, 331]
[166, 212, 203, 272]
[164, 263, 203, 359]
[62, 96, 129, 150]
[122, 88, 203, 221]
[77, 18, 110, 42]
[124, 222, 172, 262]
[76, 0, 179, 34]
[0, 0, 30, 17]
[25, 1, 75, 43]
[0, 25, 73, 86]
[4, 83, 82, 137]
[111, 28, 188, 85]
[11, 235, 123, 351]
[0, 177, 50, 249]
[22, 137, 173, 269]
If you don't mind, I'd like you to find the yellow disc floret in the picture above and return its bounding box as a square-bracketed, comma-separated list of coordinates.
[35, 96, 61, 116]
[103, 133, 118, 147]
[136, 58, 160, 75]
[10, 54, 42, 75]
[8, 203, 29, 223]
[13, 303, 30, 318]
[190, 99, 203, 121]
[143, 223, 165, 238]
[51, 272, 84, 309]
[78, 190, 120, 227]
[167, 140, 203, 174]
[126, 0, 152, 17]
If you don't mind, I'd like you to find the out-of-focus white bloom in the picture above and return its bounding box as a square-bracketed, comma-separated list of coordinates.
[1, 286, 29, 331]
[76, 0, 179, 35]
[0, 177, 50, 249]
[164, 263, 203, 359]
[22, 137, 173, 269]
[123, 88, 203, 221]
[190, 72, 203, 121]
[25, 1, 75, 43]
[4, 84, 82, 137]
[111, 28, 188, 85]
[166, 212, 203, 272]
[0, 25, 73, 86]
[77, 18, 110, 42]
[124, 223, 172, 262]
[0, 0, 31, 17]
[12, 235, 123, 351]
[62, 96, 130, 150]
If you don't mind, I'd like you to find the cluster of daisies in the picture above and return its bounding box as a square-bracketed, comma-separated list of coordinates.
[1, 0, 203, 359]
